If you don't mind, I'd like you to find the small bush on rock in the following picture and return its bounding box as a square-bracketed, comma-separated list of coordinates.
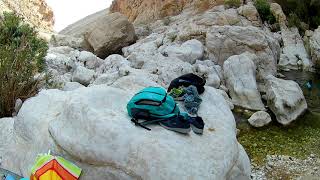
[254, 0, 276, 24]
[224, 0, 241, 8]
[0, 12, 48, 117]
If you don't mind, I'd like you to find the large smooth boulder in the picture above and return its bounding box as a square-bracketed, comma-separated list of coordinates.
[223, 52, 265, 111]
[248, 111, 272, 128]
[279, 27, 312, 70]
[310, 26, 320, 69]
[206, 25, 280, 84]
[85, 13, 136, 58]
[266, 75, 308, 125]
[1, 84, 251, 179]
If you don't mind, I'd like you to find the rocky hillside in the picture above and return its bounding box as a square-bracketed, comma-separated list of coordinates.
[0, 0, 54, 32]
[110, 0, 226, 24]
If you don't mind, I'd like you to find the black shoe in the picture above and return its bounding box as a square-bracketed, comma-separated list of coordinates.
[159, 115, 191, 134]
[189, 117, 204, 134]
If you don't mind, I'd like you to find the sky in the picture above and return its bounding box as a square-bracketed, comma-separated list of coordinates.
[46, 0, 113, 32]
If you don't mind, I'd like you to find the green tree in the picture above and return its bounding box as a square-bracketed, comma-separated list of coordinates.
[0, 12, 48, 117]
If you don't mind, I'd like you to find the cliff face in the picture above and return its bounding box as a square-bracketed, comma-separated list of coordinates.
[110, 0, 225, 24]
[0, 0, 54, 32]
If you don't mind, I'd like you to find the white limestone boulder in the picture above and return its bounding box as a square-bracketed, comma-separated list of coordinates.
[223, 52, 265, 111]
[266, 75, 308, 125]
[248, 111, 272, 128]
[279, 27, 312, 70]
[0, 85, 251, 180]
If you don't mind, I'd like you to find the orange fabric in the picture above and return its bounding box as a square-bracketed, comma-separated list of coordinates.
[33, 159, 77, 180]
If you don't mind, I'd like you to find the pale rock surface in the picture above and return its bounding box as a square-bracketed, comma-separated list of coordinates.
[78, 51, 103, 70]
[50, 34, 87, 50]
[279, 27, 312, 70]
[238, 3, 261, 27]
[72, 66, 95, 86]
[159, 39, 204, 64]
[216, 89, 234, 110]
[45, 53, 73, 75]
[62, 82, 85, 91]
[0, 118, 14, 159]
[194, 8, 241, 26]
[59, 9, 109, 37]
[248, 111, 272, 128]
[138, 53, 194, 86]
[310, 26, 320, 69]
[223, 52, 265, 111]
[206, 25, 280, 84]
[85, 13, 136, 58]
[266, 75, 308, 125]
[1, 85, 250, 180]
[193, 60, 222, 88]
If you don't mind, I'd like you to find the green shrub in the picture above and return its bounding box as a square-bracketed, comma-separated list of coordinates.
[254, 0, 277, 24]
[275, 0, 320, 31]
[288, 13, 300, 28]
[224, 0, 241, 8]
[0, 12, 48, 117]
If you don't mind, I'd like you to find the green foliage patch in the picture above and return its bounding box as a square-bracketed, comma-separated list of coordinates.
[0, 12, 48, 117]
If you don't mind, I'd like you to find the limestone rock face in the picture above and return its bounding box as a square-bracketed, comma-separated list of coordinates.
[279, 27, 312, 71]
[159, 39, 204, 64]
[266, 75, 308, 125]
[1, 84, 251, 180]
[110, 0, 226, 24]
[206, 25, 280, 84]
[0, 0, 54, 32]
[310, 26, 320, 69]
[223, 52, 265, 111]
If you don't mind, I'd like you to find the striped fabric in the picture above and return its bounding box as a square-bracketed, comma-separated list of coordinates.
[30, 154, 81, 180]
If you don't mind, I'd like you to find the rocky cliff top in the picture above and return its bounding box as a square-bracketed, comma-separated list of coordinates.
[110, 0, 227, 24]
[0, 0, 54, 32]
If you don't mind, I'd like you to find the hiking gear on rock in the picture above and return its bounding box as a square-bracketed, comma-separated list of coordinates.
[168, 73, 206, 94]
[159, 115, 191, 134]
[30, 153, 82, 180]
[182, 85, 202, 115]
[127, 87, 180, 130]
[187, 116, 205, 134]
[168, 87, 185, 98]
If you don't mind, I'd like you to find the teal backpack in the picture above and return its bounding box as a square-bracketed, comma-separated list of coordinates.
[127, 87, 180, 130]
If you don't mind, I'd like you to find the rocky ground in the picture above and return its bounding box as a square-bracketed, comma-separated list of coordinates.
[251, 155, 320, 180]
